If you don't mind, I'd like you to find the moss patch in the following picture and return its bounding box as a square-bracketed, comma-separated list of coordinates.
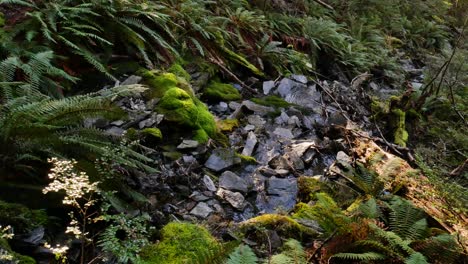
[167, 63, 191, 81]
[237, 154, 257, 164]
[251, 95, 292, 108]
[141, 128, 163, 140]
[138, 69, 192, 99]
[0, 200, 47, 233]
[140, 222, 218, 264]
[241, 214, 318, 237]
[202, 81, 241, 102]
[217, 119, 239, 132]
[156, 87, 217, 143]
[391, 108, 408, 147]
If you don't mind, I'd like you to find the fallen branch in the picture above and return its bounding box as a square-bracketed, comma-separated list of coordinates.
[312, 0, 334, 10]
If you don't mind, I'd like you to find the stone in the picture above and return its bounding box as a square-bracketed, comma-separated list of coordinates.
[190, 202, 213, 218]
[336, 151, 352, 170]
[263, 80, 276, 95]
[290, 141, 316, 156]
[244, 124, 255, 131]
[216, 189, 245, 210]
[273, 127, 294, 139]
[111, 120, 125, 126]
[84, 117, 109, 128]
[267, 177, 298, 195]
[190, 191, 210, 202]
[138, 113, 161, 129]
[275, 111, 289, 125]
[247, 115, 266, 127]
[177, 140, 200, 149]
[203, 175, 217, 192]
[219, 171, 248, 193]
[121, 75, 142, 85]
[290, 74, 308, 84]
[287, 115, 301, 127]
[229, 101, 242, 110]
[277, 78, 296, 98]
[241, 131, 257, 157]
[284, 84, 321, 109]
[243, 100, 274, 115]
[105, 126, 125, 137]
[219, 101, 229, 111]
[275, 169, 290, 177]
[204, 148, 241, 172]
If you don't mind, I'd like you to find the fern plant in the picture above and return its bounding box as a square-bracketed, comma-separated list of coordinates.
[0, 84, 152, 175]
[226, 244, 258, 264]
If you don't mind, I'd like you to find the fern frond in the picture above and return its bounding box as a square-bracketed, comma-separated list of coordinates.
[332, 252, 386, 261]
[226, 244, 258, 264]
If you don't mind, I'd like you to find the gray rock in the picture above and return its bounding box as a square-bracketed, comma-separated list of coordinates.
[190, 202, 213, 218]
[241, 131, 257, 157]
[287, 115, 301, 127]
[243, 100, 274, 114]
[219, 171, 248, 193]
[229, 101, 242, 110]
[216, 188, 245, 210]
[121, 75, 142, 86]
[275, 112, 289, 125]
[219, 102, 229, 111]
[336, 151, 352, 170]
[110, 120, 125, 126]
[277, 78, 296, 98]
[105, 126, 125, 137]
[138, 113, 161, 129]
[291, 74, 308, 84]
[290, 141, 316, 156]
[190, 191, 210, 202]
[204, 148, 241, 172]
[411, 82, 423, 90]
[203, 175, 217, 192]
[177, 140, 200, 149]
[267, 177, 298, 195]
[247, 115, 266, 127]
[244, 124, 255, 131]
[84, 117, 109, 128]
[273, 127, 294, 139]
[284, 84, 321, 109]
[263, 80, 276, 95]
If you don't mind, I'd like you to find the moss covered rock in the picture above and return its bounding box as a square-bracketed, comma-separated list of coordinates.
[241, 214, 318, 237]
[141, 128, 163, 140]
[251, 95, 292, 108]
[217, 119, 239, 132]
[138, 69, 192, 99]
[156, 87, 217, 143]
[0, 200, 47, 234]
[140, 222, 218, 264]
[202, 81, 241, 102]
[167, 63, 191, 81]
[391, 108, 408, 147]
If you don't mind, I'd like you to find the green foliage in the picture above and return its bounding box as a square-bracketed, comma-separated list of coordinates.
[0, 84, 152, 174]
[0, 200, 47, 233]
[332, 252, 386, 261]
[140, 222, 219, 264]
[98, 209, 150, 264]
[251, 95, 292, 108]
[202, 80, 241, 102]
[156, 87, 217, 143]
[141, 128, 163, 140]
[270, 239, 307, 264]
[226, 244, 258, 264]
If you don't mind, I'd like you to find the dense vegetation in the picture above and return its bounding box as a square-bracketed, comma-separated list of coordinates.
[0, 0, 466, 263]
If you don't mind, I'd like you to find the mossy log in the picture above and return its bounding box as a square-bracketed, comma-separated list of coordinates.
[351, 135, 468, 250]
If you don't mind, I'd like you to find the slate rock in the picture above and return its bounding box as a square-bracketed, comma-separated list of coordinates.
[241, 131, 257, 157]
[216, 189, 245, 210]
[177, 140, 200, 149]
[267, 177, 298, 195]
[263, 80, 276, 95]
[205, 148, 241, 172]
[105, 126, 125, 137]
[273, 127, 294, 139]
[120, 75, 142, 86]
[190, 202, 213, 218]
[203, 175, 217, 192]
[219, 171, 248, 193]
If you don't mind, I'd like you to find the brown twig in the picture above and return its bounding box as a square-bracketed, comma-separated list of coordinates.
[308, 229, 338, 262]
[312, 0, 334, 10]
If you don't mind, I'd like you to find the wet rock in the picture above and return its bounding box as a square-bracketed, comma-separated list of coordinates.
[241, 131, 257, 157]
[105, 126, 125, 137]
[203, 175, 217, 192]
[190, 202, 213, 218]
[216, 188, 245, 210]
[263, 80, 276, 95]
[273, 127, 294, 139]
[205, 148, 242, 172]
[219, 171, 248, 193]
[121, 75, 142, 85]
[177, 140, 200, 149]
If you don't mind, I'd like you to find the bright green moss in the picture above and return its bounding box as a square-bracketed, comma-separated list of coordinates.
[168, 63, 191, 81]
[217, 119, 239, 132]
[141, 128, 163, 140]
[297, 176, 328, 202]
[237, 154, 257, 164]
[0, 200, 47, 233]
[391, 108, 408, 147]
[251, 95, 292, 108]
[241, 214, 318, 237]
[138, 69, 192, 99]
[140, 222, 218, 264]
[156, 87, 217, 143]
[202, 81, 241, 102]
